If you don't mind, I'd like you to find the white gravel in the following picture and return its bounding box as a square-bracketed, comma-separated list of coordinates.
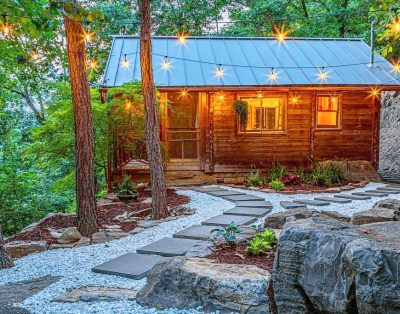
[1, 182, 398, 313]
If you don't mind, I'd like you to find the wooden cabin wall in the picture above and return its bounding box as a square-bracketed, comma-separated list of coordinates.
[313, 91, 373, 162]
[209, 90, 375, 173]
[210, 91, 312, 172]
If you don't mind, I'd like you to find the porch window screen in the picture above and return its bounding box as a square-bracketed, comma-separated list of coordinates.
[239, 96, 285, 133]
[316, 95, 340, 129]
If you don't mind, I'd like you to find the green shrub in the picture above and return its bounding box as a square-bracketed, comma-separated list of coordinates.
[269, 179, 285, 191]
[211, 222, 241, 246]
[246, 237, 271, 255]
[115, 175, 137, 196]
[268, 162, 286, 182]
[257, 228, 278, 246]
[311, 162, 344, 186]
[246, 169, 264, 187]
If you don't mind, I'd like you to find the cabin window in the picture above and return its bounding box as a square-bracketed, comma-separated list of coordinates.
[316, 95, 341, 129]
[238, 96, 285, 133]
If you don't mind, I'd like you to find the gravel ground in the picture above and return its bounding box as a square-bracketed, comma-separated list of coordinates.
[0, 182, 398, 314]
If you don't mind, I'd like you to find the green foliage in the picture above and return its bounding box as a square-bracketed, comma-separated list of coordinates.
[246, 169, 264, 187]
[311, 162, 344, 186]
[211, 222, 241, 245]
[269, 179, 285, 191]
[115, 175, 137, 196]
[233, 100, 248, 131]
[245, 228, 277, 255]
[268, 162, 286, 182]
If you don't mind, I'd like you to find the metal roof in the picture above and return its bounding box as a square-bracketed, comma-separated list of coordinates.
[102, 36, 400, 87]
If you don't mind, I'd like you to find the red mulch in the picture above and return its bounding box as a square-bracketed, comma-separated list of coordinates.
[281, 181, 345, 192]
[208, 242, 278, 314]
[6, 189, 189, 245]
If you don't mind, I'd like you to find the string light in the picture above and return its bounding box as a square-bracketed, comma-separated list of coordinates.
[180, 88, 189, 98]
[177, 32, 187, 45]
[290, 95, 299, 104]
[268, 68, 278, 82]
[318, 67, 328, 81]
[84, 21, 94, 42]
[216, 91, 225, 101]
[89, 60, 97, 70]
[1, 13, 12, 37]
[392, 61, 400, 74]
[30, 51, 39, 61]
[391, 18, 400, 33]
[161, 56, 171, 71]
[215, 64, 224, 78]
[121, 54, 130, 68]
[370, 87, 380, 98]
[276, 31, 287, 42]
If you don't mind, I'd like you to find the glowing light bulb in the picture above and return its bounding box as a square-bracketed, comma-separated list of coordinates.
[393, 19, 400, 32]
[216, 92, 224, 101]
[370, 87, 380, 98]
[84, 31, 94, 42]
[177, 32, 187, 45]
[268, 68, 278, 82]
[161, 57, 171, 71]
[318, 67, 328, 81]
[291, 95, 299, 104]
[216, 65, 224, 78]
[30, 52, 39, 61]
[392, 61, 400, 73]
[121, 54, 130, 68]
[257, 91, 263, 99]
[180, 89, 189, 97]
[277, 32, 286, 42]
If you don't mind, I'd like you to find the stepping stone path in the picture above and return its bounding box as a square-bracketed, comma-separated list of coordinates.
[137, 237, 204, 257]
[92, 253, 164, 280]
[314, 197, 352, 204]
[92, 184, 383, 281]
[294, 199, 330, 206]
[280, 201, 306, 209]
[202, 214, 257, 226]
[352, 192, 389, 197]
[224, 206, 272, 217]
[334, 194, 371, 200]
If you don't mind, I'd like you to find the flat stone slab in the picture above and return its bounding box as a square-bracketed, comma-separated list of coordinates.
[364, 190, 393, 195]
[207, 190, 245, 197]
[224, 207, 272, 217]
[384, 185, 400, 190]
[136, 237, 204, 257]
[191, 187, 225, 193]
[352, 192, 388, 197]
[293, 199, 330, 206]
[236, 201, 272, 208]
[173, 225, 217, 241]
[53, 286, 138, 303]
[201, 214, 257, 226]
[92, 253, 164, 279]
[280, 201, 306, 209]
[334, 194, 371, 200]
[376, 187, 400, 194]
[222, 194, 264, 202]
[314, 197, 352, 204]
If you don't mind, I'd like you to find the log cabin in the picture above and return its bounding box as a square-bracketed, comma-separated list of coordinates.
[101, 36, 400, 184]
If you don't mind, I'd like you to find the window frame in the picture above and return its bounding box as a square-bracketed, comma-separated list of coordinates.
[315, 93, 342, 130]
[236, 93, 288, 136]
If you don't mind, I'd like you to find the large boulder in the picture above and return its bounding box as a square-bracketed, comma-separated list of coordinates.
[5, 240, 47, 258]
[273, 216, 400, 314]
[137, 257, 271, 313]
[351, 198, 400, 225]
[264, 208, 316, 229]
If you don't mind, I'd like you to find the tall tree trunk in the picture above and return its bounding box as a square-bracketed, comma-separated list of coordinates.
[64, 16, 98, 236]
[138, 0, 168, 219]
[0, 228, 13, 269]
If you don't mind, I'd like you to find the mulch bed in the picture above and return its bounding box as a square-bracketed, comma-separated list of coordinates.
[6, 189, 189, 245]
[207, 242, 278, 314]
[280, 181, 345, 192]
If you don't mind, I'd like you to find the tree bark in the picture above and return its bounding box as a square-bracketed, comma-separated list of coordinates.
[64, 16, 98, 236]
[138, 0, 168, 219]
[0, 227, 13, 269]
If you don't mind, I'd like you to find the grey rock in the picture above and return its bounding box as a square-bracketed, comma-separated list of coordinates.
[351, 198, 400, 225]
[137, 220, 160, 228]
[53, 286, 137, 303]
[321, 210, 351, 222]
[5, 241, 47, 258]
[137, 257, 270, 313]
[91, 231, 109, 244]
[49, 243, 76, 250]
[264, 208, 316, 229]
[74, 237, 91, 247]
[273, 215, 400, 314]
[128, 227, 144, 235]
[57, 227, 81, 244]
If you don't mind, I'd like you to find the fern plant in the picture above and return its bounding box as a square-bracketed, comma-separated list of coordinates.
[245, 237, 271, 255]
[246, 169, 264, 187]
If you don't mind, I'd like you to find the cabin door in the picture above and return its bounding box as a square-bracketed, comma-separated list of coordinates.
[166, 92, 200, 166]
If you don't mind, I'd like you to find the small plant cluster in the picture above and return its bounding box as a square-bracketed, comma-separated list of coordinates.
[245, 161, 344, 190]
[246, 229, 278, 255]
[211, 222, 241, 246]
[114, 175, 138, 196]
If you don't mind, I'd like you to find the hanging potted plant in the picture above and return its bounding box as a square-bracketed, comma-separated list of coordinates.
[233, 100, 249, 132]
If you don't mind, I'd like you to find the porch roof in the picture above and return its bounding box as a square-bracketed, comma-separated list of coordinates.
[102, 36, 400, 88]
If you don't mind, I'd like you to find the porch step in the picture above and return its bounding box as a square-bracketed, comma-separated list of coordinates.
[334, 194, 371, 200]
[201, 214, 257, 227]
[293, 199, 330, 206]
[314, 197, 352, 204]
[136, 237, 205, 257]
[280, 201, 306, 209]
[224, 207, 272, 217]
[92, 253, 164, 280]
